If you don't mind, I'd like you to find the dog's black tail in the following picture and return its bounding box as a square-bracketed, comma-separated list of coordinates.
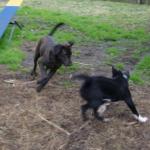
[48, 22, 65, 36]
[72, 74, 91, 81]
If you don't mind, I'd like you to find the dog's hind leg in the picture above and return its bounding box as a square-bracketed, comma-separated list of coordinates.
[98, 103, 111, 122]
[98, 103, 110, 116]
[81, 104, 90, 121]
[125, 98, 148, 123]
[31, 40, 42, 76]
[31, 56, 39, 76]
[36, 69, 57, 92]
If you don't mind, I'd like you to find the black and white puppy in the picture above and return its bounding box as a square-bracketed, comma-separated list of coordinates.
[73, 66, 148, 123]
[31, 23, 74, 92]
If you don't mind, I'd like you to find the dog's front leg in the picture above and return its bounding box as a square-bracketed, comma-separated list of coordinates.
[125, 97, 148, 123]
[36, 69, 56, 92]
[31, 57, 38, 76]
[93, 107, 104, 121]
[31, 45, 40, 76]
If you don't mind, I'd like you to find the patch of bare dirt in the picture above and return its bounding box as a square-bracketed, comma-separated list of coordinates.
[0, 51, 150, 150]
[21, 41, 36, 68]
[0, 39, 150, 150]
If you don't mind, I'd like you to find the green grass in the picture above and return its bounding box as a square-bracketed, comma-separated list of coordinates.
[73, 50, 81, 57]
[131, 56, 150, 84]
[0, 0, 150, 84]
[132, 47, 150, 61]
[60, 80, 73, 88]
[130, 72, 144, 85]
[0, 47, 24, 70]
[17, 6, 150, 42]
[106, 47, 121, 57]
[115, 63, 125, 70]
[136, 56, 150, 71]
[136, 56, 150, 81]
[0, 31, 25, 70]
[58, 63, 81, 74]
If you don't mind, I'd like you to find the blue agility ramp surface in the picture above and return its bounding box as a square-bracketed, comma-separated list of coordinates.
[0, 0, 23, 38]
[0, 6, 18, 37]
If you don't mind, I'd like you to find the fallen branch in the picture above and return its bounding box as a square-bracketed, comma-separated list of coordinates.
[3, 79, 15, 87]
[22, 80, 36, 84]
[3, 79, 36, 87]
[4, 79, 15, 84]
[77, 121, 90, 131]
[58, 144, 66, 150]
[38, 114, 71, 136]
[89, 148, 102, 150]
[72, 120, 90, 134]
[74, 61, 93, 66]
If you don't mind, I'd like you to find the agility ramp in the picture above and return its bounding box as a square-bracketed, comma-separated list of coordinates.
[0, 0, 23, 38]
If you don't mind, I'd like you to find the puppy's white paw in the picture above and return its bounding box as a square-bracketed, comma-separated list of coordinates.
[138, 116, 148, 123]
[103, 118, 111, 122]
[134, 115, 148, 123]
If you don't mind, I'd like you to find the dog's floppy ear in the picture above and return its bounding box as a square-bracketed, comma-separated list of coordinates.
[68, 41, 74, 47]
[63, 41, 74, 48]
[53, 44, 63, 55]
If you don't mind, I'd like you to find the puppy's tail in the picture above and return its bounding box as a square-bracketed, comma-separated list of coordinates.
[72, 74, 90, 81]
[48, 22, 65, 36]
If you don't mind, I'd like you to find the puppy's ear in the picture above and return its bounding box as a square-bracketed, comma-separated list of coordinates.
[112, 66, 120, 77]
[53, 45, 63, 55]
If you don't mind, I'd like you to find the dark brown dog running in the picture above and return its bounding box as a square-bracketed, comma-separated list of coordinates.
[31, 23, 74, 92]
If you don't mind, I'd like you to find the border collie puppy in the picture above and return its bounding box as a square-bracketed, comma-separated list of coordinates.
[73, 66, 148, 123]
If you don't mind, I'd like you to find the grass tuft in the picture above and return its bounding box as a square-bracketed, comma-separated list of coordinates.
[58, 63, 81, 74]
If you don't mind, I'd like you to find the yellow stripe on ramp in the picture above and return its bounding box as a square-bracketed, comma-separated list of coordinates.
[7, 0, 23, 6]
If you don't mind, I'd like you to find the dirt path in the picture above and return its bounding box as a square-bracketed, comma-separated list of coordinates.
[0, 38, 150, 149]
